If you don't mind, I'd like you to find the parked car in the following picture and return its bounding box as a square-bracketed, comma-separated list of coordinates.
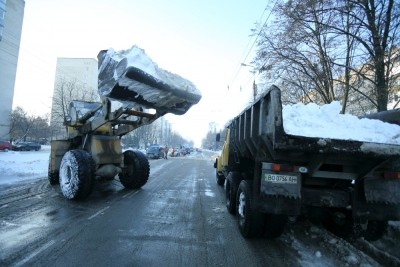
[0, 140, 12, 151]
[146, 145, 164, 159]
[12, 142, 41, 151]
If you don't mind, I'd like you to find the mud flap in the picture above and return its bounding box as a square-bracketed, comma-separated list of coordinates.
[364, 178, 400, 205]
[260, 170, 301, 199]
[353, 178, 400, 221]
[259, 170, 302, 215]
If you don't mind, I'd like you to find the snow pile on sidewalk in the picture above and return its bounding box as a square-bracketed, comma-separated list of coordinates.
[283, 101, 400, 145]
[0, 146, 50, 185]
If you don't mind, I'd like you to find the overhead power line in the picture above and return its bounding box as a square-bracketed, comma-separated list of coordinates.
[228, 0, 280, 89]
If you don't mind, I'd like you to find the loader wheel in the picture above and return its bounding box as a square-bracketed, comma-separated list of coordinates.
[119, 150, 150, 189]
[225, 172, 240, 214]
[59, 149, 95, 200]
[48, 157, 59, 185]
[236, 180, 265, 238]
[362, 220, 387, 241]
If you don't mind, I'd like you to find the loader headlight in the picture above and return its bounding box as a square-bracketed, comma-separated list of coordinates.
[65, 115, 72, 123]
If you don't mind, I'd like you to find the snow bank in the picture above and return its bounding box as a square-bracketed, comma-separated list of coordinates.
[0, 146, 50, 185]
[283, 101, 400, 145]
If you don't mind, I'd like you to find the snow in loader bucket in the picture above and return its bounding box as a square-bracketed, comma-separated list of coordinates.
[97, 45, 202, 115]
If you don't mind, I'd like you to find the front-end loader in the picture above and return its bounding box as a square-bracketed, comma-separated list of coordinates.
[48, 46, 201, 200]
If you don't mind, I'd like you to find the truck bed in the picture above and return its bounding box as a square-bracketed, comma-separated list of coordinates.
[229, 86, 400, 182]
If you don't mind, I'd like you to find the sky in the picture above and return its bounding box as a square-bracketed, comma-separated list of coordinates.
[13, 0, 273, 147]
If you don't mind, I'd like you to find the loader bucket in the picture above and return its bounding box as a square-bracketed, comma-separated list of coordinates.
[97, 46, 202, 115]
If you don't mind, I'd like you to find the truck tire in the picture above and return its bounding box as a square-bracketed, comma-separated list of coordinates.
[48, 158, 59, 185]
[236, 180, 265, 238]
[216, 172, 225, 186]
[59, 150, 95, 200]
[264, 214, 287, 238]
[119, 150, 150, 189]
[215, 159, 225, 186]
[226, 172, 240, 214]
[322, 209, 354, 239]
[362, 220, 387, 241]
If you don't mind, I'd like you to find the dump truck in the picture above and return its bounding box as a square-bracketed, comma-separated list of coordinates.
[48, 46, 201, 200]
[214, 85, 400, 241]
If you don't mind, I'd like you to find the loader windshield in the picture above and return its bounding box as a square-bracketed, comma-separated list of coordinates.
[69, 101, 102, 121]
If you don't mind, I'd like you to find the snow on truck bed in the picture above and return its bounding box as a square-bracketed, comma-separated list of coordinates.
[283, 101, 400, 145]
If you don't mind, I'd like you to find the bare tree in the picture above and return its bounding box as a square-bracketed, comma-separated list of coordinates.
[122, 121, 192, 150]
[9, 107, 50, 143]
[255, 0, 400, 113]
[256, 0, 342, 105]
[28, 114, 51, 142]
[337, 0, 400, 112]
[122, 122, 161, 149]
[9, 107, 29, 142]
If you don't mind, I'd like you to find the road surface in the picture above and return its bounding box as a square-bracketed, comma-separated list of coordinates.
[0, 150, 399, 266]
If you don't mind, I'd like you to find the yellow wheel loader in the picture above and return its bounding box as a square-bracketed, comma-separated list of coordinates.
[48, 46, 201, 200]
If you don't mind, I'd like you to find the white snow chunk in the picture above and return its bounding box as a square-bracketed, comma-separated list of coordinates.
[346, 254, 359, 265]
[315, 251, 322, 258]
[283, 101, 400, 145]
[101, 45, 201, 97]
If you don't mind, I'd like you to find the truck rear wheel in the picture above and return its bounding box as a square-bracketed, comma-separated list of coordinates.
[215, 159, 225, 186]
[216, 171, 225, 186]
[236, 180, 265, 238]
[119, 150, 150, 189]
[59, 150, 95, 200]
[226, 172, 240, 214]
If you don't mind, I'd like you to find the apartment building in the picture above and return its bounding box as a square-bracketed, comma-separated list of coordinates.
[0, 0, 24, 140]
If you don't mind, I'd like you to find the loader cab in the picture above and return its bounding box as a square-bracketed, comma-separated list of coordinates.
[67, 101, 103, 125]
[65, 101, 111, 137]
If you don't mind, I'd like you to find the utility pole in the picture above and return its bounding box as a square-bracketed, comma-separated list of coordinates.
[241, 63, 258, 102]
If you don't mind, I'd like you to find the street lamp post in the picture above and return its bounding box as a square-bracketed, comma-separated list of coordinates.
[241, 63, 258, 101]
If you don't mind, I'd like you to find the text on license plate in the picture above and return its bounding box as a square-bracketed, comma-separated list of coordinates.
[264, 174, 298, 184]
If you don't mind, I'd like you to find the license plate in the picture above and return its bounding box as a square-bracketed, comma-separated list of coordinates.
[264, 174, 298, 184]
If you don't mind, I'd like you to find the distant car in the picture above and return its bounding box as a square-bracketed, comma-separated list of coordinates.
[172, 147, 181, 157]
[0, 140, 12, 151]
[12, 142, 41, 151]
[146, 145, 164, 159]
[180, 147, 190, 156]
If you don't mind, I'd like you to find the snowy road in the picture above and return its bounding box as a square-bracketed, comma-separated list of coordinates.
[0, 150, 399, 266]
